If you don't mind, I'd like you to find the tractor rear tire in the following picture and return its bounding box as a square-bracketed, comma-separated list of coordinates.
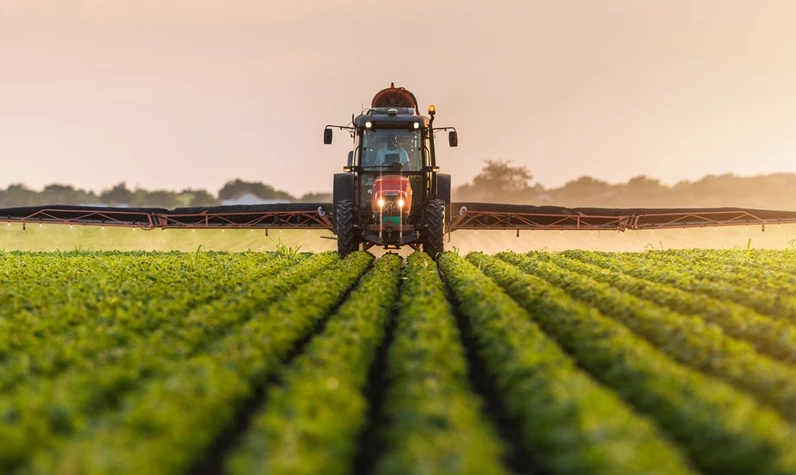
[335, 200, 357, 256]
[424, 199, 445, 258]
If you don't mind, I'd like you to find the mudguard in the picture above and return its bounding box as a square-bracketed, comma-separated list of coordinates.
[332, 173, 356, 232]
[437, 174, 452, 226]
[333, 173, 356, 207]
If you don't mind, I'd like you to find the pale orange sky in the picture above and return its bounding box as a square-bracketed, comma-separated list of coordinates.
[1, 0, 795, 196]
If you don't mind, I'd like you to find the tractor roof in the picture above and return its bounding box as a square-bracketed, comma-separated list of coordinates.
[356, 83, 429, 129]
[353, 108, 430, 129]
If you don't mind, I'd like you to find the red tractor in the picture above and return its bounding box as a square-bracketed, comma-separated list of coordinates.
[324, 84, 457, 256]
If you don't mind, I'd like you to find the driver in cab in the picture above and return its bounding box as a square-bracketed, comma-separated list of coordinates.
[375, 136, 409, 169]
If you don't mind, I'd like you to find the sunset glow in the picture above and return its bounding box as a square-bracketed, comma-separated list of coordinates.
[2, 1, 795, 195]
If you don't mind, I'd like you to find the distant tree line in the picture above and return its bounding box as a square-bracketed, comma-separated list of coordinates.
[0, 180, 331, 209]
[1, 162, 795, 210]
[453, 160, 796, 210]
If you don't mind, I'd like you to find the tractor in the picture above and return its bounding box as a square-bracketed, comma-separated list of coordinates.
[324, 84, 457, 256]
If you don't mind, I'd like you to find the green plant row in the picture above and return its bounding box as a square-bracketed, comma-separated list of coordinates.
[0, 253, 298, 392]
[0, 252, 205, 327]
[557, 250, 796, 363]
[0, 251, 258, 313]
[375, 253, 507, 475]
[572, 251, 796, 325]
[438, 252, 695, 475]
[642, 249, 796, 279]
[25, 251, 373, 475]
[502, 251, 796, 422]
[628, 250, 796, 296]
[469, 252, 796, 475]
[731, 249, 796, 271]
[0, 252, 281, 353]
[226, 254, 402, 475]
[0, 252, 341, 473]
[659, 249, 796, 278]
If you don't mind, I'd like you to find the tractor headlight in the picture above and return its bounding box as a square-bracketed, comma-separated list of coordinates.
[398, 198, 405, 207]
[377, 198, 385, 208]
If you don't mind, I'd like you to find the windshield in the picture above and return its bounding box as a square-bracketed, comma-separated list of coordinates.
[361, 129, 423, 172]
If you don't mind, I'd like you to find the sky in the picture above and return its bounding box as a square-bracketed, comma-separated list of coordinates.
[1, 0, 795, 196]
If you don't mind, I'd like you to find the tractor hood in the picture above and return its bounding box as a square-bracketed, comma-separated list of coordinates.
[371, 175, 412, 215]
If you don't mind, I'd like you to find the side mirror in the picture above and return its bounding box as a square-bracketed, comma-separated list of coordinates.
[448, 130, 458, 147]
[347, 151, 353, 167]
[324, 128, 333, 144]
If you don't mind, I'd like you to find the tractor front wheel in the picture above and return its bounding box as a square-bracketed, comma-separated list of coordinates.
[335, 200, 357, 256]
[424, 199, 445, 258]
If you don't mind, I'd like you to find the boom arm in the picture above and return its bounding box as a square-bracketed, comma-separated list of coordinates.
[448, 203, 796, 232]
[2, 203, 796, 232]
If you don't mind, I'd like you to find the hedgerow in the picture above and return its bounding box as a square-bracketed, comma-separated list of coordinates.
[226, 253, 402, 475]
[438, 252, 695, 475]
[469, 252, 796, 475]
[374, 252, 508, 475]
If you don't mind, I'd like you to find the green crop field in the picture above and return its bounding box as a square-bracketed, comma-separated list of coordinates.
[2, 249, 796, 475]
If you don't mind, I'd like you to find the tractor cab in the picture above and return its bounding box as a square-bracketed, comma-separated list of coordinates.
[324, 84, 457, 256]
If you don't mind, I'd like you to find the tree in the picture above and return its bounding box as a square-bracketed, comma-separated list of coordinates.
[218, 179, 295, 202]
[554, 176, 614, 206]
[41, 184, 99, 205]
[177, 189, 219, 207]
[298, 192, 333, 202]
[100, 183, 134, 206]
[472, 160, 534, 193]
[560, 176, 612, 195]
[0, 184, 38, 207]
[619, 176, 669, 207]
[129, 189, 179, 208]
[456, 160, 534, 202]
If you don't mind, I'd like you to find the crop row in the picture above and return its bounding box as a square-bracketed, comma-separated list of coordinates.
[555, 250, 796, 363]
[629, 249, 796, 281]
[226, 253, 402, 475]
[438, 252, 694, 475]
[626, 250, 796, 296]
[0, 251, 348, 473]
[569, 250, 796, 323]
[499, 251, 796, 422]
[26, 251, 373, 475]
[0, 253, 299, 392]
[28, 253, 372, 474]
[375, 252, 506, 475]
[466, 252, 796, 474]
[719, 249, 796, 273]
